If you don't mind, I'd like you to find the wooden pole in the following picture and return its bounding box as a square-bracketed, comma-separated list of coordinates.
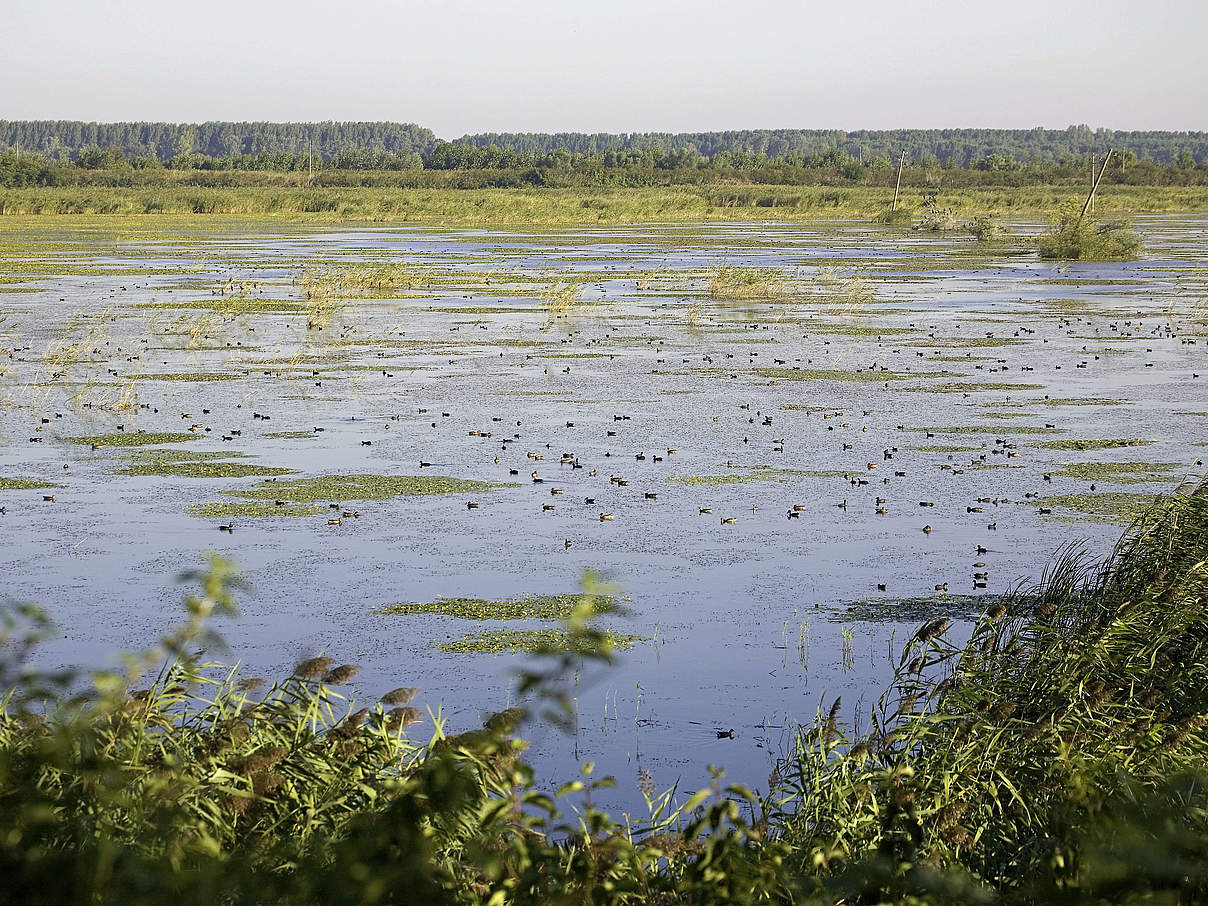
[1080, 150, 1114, 220]
[891, 151, 905, 212]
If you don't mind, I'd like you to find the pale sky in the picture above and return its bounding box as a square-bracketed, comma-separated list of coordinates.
[4, 0, 1205, 136]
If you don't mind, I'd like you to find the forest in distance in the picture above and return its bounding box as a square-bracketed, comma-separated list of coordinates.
[1, 121, 1207, 182]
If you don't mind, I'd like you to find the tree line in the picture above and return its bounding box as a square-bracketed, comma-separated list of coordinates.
[2, 122, 1205, 169]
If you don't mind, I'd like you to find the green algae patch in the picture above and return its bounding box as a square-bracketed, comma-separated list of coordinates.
[225, 473, 518, 504]
[186, 501, 327, 519]
[0, 477, 61, 491]
[67, 432, 198, 447]
[436, 628, 647, 655]
[1050, 461, 1182, 484]
[380, 594, 611, 621]
[264, 431, 316, 439]
[1033, 492, 1162, 521]
[1031, 438, 1154, 452]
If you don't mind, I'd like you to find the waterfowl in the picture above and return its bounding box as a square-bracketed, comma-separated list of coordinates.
[599, 513, 614, 521]
[218, 522, 234, 533]
[699, 507, 712, 515]
[466, 502, 479, 509]
[720, 516, 737, 524]
[923, 525, 932, 533]
[328, 518, 342, 526]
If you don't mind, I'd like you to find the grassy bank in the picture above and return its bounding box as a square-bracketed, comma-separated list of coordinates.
[1, 480, 1206, 903]
[1, 184, 1206, 223]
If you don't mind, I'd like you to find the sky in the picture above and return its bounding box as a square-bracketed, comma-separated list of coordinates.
[4, 0, 1205, 137]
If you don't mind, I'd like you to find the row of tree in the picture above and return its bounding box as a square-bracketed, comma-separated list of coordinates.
[2, 122, 1205, 168]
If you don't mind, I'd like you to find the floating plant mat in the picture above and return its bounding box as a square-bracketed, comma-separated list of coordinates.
[214, 473, 518, 504]
[0, 477, 61, 491]
[832, 594, 1006, 624]
[66, 432, 199, 447]
[378, 593, 613, 621]
[1048, 461, 1183, 484]
[668, 468, 848, 486]
[435, 628, 648, 655]
[1031, 438, 1154, 451]
[1031, 492, 1164, 521]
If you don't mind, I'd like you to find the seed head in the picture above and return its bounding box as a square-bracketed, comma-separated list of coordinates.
[381, 686, 419, 705]
[322, 664, 361, 685]
[294, 656, 334, 678]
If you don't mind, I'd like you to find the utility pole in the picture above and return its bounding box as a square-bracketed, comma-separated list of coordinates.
[892, 151, 905, 213]
[1080, 150, 1114, 220]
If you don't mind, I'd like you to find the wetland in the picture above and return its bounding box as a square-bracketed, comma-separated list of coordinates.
[1, 213, 1205, 813]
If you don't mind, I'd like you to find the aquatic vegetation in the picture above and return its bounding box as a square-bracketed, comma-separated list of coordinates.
[708, 265, 789, 300]
[66, 431, 198, 447]
[436, 627, 647, 654]
[669, 468, 846, 486]
[966, 214, 1007, 241]
[186, 501, 328, 518]
[1032, 437, 1154, 451]
[1033, 491, 1163, 521]
[911, 424, 1058, 435]
[223, 473, 517, 504]
[751, 367, 949, 383]
[128, 371, 244, 382]
[380, 593, 612, 621]
[901, 381, 1045, 393]
[908, 444, 983, 453]
[0, 477, 60, 491]
[835, 593, 1001, 623]
[116, 460, 296, 479]
[1050, 461, 1182, 484]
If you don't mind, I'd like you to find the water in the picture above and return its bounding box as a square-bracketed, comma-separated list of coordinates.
[1, 216, 1205, 812]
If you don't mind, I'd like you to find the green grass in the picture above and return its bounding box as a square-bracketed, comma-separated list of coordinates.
[4, 184, 1205, 224]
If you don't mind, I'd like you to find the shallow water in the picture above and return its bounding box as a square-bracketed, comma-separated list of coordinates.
[1, 216, 1205, 811]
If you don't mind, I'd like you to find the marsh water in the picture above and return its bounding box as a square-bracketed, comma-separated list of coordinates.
[1, 216, 1205, 812]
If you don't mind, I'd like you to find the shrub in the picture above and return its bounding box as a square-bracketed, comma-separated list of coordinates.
[1038, 202, 1141, 260]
